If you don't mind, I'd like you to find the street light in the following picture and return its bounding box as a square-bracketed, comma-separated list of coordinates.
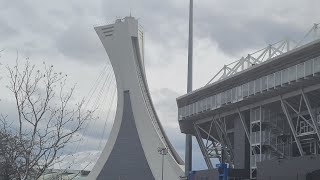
[158, 147, 168, 180]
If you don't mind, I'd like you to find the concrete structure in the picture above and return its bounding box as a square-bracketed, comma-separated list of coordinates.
[177, 24, 320, 179]
[88, 17, 184, 180]
[257, 155, 320, 180]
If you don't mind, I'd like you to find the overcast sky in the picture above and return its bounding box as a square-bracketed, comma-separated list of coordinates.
[0, 0, 320, 171]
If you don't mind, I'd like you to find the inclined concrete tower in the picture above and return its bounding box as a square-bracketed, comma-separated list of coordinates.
[88, 17, 184, 180]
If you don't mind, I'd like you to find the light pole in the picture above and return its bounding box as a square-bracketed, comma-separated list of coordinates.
[158, 147, 168, 180]
[186, 0, 194, 177]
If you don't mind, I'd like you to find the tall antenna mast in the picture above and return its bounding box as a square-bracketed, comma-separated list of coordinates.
[185, 0, 193, 176]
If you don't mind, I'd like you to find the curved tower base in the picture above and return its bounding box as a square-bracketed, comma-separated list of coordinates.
[88, 17, 184, 180]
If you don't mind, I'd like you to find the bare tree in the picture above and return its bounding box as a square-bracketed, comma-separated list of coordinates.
[0, 61, 94, 180]
[0, 119, 21, 180]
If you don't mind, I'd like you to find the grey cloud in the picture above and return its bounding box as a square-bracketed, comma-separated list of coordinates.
[192, 0, 320, 56]
[196, 16, 305, 56]
[152, 88, 180, 106]
[55, 22, 107, 65]
[152, 88, 180, 124]
[0, 19, 18, 41]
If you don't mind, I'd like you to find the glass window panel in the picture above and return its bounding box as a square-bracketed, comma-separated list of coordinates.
[185, 106, 189, 117]
[221, 91, 226, 104]
[254, 78, 261, 94]
[193, 102, 198, 114]
[220, 93, 224, 105]
[249, 81, 255, 95]
[216, 93, 222, 107]
[315, 57, 320, 73]
[232, 87, 237, 102]
[297, 63, 304, 79]
[202, 99, 206, 111]
[305, 60, 313, 76]
[207, 97, 212, 110]
[198, 100, 202, 112]
[178, 107, 182, 118]
[205, 99, 209, 110]
[262, 76, 268, 91]
[181, 107, 185, 118]
[186, 105, 189, 116]
[288, 66, 296, 81]
[237, 86, 243, 100]
[275, 71, 281, 86]
[190, 103, 195, 115]
[242, 83, 249, 97]
[227, 89, 232, 103]
[212, 95, 216, 109]
[195, 101, 199, 113]
[281, 68, 289, 84]
[268, 74, 275, 89]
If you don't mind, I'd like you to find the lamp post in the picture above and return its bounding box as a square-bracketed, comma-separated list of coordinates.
[186, 0, 193, 176]
[158, 147, 168, 180]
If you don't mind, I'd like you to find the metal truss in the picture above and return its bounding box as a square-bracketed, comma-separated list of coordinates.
[280, 89, 320, 156]
[207, 23, 320, 85]
[214, 117, 234, 165]
[194, 122, 215, 169]
[193, 87, 320, 179]
[194, 117, 234, 169]
[237, 108, 250, 143]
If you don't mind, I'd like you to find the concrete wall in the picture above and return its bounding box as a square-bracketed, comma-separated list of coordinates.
[233, 117, 246, 169]
[257, 155, 320, 180]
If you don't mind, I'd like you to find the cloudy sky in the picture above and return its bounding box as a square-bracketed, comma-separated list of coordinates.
[0, 0, 320, 171]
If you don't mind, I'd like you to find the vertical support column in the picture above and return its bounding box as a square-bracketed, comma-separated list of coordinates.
[237, 108, 250, 144]
[249, 108, 255, 179]
[280, 97, 304, 156]
[301, 90, 320, 141]
[185, 0, 193, 176]
[259, 106, 262, 163]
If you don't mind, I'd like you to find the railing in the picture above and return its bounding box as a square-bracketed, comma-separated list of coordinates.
[250, 129, 288, 156]
[299, 119, 315, 135]
[206, 23, 320, 85]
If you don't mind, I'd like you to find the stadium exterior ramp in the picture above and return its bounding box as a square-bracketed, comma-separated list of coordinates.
[88, 17, 184, 180]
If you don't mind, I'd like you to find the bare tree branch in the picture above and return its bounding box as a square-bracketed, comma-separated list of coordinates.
[0, 60, 95, 180]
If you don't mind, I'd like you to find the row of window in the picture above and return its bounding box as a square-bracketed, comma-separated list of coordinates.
[179, 56, 320, 119]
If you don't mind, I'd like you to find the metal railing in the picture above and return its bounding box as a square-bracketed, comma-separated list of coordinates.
[206, 23, 320, 85]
